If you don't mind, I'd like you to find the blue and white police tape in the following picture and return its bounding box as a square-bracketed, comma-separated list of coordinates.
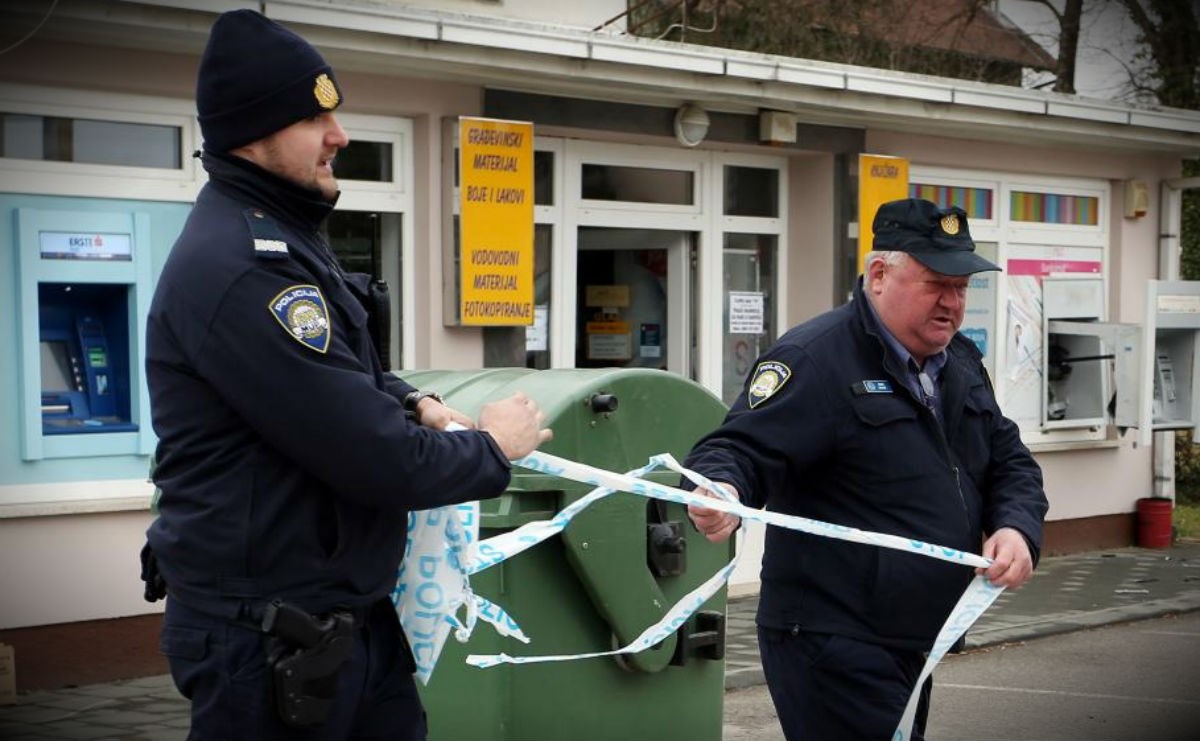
[394, 446, 1001, 741]
[464, 454, 742, 669]
[393, 453, 686, 684]
[894, 576, 1004, 741]
[482, 450, 1001, 741]
[515, 449, 992, 570]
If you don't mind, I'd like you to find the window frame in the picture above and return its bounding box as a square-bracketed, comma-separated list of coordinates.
[0, 83, 202, 201]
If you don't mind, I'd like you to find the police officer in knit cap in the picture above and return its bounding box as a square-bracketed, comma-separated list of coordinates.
[144, 10, 551, 739]
[684, 198, 1046, 739]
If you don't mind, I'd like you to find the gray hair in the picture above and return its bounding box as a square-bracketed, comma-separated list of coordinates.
[863, 250, 909, 269]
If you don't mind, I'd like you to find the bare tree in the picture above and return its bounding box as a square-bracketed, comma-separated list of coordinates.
[1016, 0, 1083, 92]
[1114, 0, 1200, 110]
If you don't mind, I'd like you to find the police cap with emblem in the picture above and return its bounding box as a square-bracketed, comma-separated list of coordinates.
[196, 9, 343, 152]
[872, 198, 1000, 276]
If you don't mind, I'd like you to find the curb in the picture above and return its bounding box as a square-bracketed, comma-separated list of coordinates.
[964, 593, 1200, 650]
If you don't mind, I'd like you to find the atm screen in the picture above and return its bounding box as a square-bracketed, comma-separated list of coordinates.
[40, 340, 74, 392]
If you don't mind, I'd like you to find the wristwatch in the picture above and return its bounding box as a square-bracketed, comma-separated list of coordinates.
[403, 390, 443, 412]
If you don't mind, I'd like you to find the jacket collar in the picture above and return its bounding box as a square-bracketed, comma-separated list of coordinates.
[201, 148, 338, 232]
[853, 276, 910, 385]
[852, 277, 973, 438]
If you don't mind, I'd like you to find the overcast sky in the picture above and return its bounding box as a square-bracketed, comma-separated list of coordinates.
[995, 0, 1154, 104]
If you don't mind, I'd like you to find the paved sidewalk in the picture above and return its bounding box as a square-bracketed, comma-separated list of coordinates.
[2, 543, 1198, 740]
[723, 541, 1200, 689]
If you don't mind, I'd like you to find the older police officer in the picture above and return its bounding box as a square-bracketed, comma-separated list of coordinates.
[685, 198, 1047, 740]
[144, 10, 550, 740]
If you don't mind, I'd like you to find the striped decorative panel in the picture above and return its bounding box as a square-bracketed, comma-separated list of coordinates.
[1009, 191, 1099, 225]
[909, 183, 993, 219]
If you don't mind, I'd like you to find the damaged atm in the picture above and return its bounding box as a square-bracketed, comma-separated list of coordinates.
[1043, 278, 1200, 446]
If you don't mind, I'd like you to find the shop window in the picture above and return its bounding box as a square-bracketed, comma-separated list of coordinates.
[325, 211, 404, 369]
[335, 140, 393, 182]
[1010, 190, 1099, 226]
[534, 150, 554, 205]
[910, 183, 993, 220]
[581, 164, 694, 205]
[724, 167, 779, 217]
[0, 113, 181, 169]
[326, 211, 381, 275]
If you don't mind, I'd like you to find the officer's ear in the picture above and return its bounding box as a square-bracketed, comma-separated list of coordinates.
[865, 256, 888, 293]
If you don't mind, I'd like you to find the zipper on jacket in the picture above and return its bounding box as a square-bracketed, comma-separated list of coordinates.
[951, 465, 971, 533]
[919, 401, 973, 534]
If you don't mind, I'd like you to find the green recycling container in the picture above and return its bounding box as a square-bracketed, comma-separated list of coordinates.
[399, 367, 732, 741]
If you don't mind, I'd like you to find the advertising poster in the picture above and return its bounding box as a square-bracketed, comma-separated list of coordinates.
[1003, 247, 1102, 430]
[961, 242, 999, 378]
[857, 154, 909, 272]
[459, 117, 534, 326]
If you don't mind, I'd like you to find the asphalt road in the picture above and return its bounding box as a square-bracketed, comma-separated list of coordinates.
[722, 611, 1200, 740]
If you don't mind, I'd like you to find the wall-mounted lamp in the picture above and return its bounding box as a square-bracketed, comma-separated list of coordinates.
[673, 104, 709, 148]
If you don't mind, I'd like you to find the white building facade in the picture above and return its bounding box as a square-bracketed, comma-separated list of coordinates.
[1, 0, 1197, 689]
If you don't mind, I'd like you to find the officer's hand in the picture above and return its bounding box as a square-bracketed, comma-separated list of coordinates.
[478, 391, 553, 460]
[687, 483, 740, 543]
[416, 397, 475, 431]
[977, 527, 1034, 588]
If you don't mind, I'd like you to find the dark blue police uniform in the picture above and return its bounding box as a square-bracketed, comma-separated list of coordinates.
[145, 148, 513, 739]
[685, 276, 1047, 740]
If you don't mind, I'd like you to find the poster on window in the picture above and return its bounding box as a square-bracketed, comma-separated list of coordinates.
[1002, 246, 1102, 431]
[728, 291, 765, 335]
[961, 243, 999, 379]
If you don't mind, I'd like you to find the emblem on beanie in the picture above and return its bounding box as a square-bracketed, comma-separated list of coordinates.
[940, 214, 960, 236]
[314, 73, 339, 110]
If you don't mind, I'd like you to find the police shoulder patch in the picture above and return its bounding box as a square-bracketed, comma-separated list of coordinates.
[747, 360, 792, 409]
[243, 208, 290, 260]
[269, 284, 331, 353]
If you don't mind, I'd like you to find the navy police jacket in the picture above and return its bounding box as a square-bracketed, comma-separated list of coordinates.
[685, 278, 1047, 651]
[145, 151, 512, 619]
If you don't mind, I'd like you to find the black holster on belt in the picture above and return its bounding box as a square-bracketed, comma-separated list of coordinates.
[262, 600, 355, 728]
[139, 542, 166, 603]
[346, 272, 392, 371]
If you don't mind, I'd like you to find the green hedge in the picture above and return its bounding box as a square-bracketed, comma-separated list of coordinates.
[1177, 430, 1200, 503]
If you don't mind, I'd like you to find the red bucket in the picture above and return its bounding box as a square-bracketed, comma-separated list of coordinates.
[1136, 497, 1173, 549]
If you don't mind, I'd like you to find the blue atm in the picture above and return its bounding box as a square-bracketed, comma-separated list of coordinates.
[14, 207, 155, 460]
[39, 284, 138, 435]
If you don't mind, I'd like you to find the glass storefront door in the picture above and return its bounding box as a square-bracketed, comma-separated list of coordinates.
[575, 226, 693, 375]
[722, 234, 777, 405]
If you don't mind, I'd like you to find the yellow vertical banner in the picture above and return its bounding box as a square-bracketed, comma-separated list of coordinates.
[857, 154, 909, 273]
[459, 116, 535, 326]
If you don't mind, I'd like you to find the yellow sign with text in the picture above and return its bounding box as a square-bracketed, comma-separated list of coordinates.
[459, 116, 535, 326]
[857, 154, 909, 273]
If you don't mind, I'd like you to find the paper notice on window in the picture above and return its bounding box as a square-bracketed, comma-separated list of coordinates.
[729, 292, 764, 335]
[525, 305, 548, 352]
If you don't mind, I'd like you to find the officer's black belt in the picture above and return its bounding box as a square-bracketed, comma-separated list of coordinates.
[166, 588, 375, 633]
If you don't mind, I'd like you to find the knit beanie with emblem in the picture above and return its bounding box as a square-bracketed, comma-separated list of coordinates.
[196, 9, 344, 152]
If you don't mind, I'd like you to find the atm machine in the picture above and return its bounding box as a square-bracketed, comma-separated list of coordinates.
[15, 208, 154, 460]
[1044, 279, 1200, 446]
[38, 284, 138, 435]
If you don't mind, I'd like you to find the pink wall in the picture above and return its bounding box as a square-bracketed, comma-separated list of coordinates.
[868, 129, 1185, 521]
